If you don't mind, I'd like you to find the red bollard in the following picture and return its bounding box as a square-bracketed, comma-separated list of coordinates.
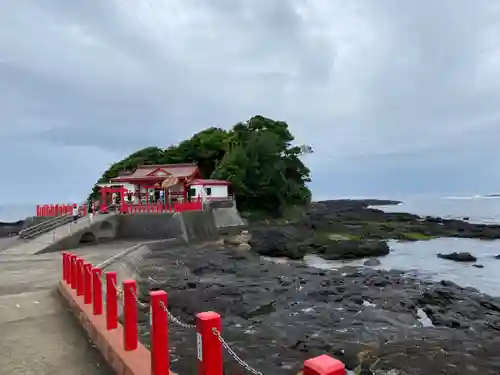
[64, 252, 71, 283]
[150, 290, 169, 375]
[123, 280, 138, 351]
[66, 253, 72, 285]
[61, 252, 67, 281]
[92, 267, 103, 315]
[83, 263, 92, 304]
[303, 355, 345, 375]
[70, 255, 77, 289]
[196, 311, 223, 375]
[76, 258, 84, 296]
[106, 272, 118, 330]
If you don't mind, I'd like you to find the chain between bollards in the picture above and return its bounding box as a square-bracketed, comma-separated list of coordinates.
[212, 327, 264, 375]
[130, 288, 149, 309]
[159, 301, 196, 329]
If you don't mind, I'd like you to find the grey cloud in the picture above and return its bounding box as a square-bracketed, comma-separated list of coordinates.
[1, 0, 500, 204]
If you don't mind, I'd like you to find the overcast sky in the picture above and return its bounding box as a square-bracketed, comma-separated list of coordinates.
[1, 0, 500, 205]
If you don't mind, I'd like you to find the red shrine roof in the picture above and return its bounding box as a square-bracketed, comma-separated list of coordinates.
[189, 179, 231, 186]
[110, 163, 199, 182]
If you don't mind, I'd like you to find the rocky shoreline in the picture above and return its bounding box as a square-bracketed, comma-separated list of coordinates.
[133, 199, 500, 375]
[136, 242, 500, 375]
[244, 199, 500, 261]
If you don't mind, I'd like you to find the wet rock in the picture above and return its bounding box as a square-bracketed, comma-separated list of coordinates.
[244, 300, 277, 318]
[495, 255, 500, 259]
[302, 239, 390, 260]
[248, 226, 310, 260]
[473, 264, 485, 268]
[364, 258, 382, 266]
[249, 226, 390, 260]
[437, 252, 477, 262]
[137, 242, 500, 375]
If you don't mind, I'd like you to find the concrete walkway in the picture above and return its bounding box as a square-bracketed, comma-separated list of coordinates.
[0, 242, 136, 375]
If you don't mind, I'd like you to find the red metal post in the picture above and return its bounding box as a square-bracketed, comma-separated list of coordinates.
[303, 355, 345, 375]
[76, 258, 84, 296]
[65, 252, 71, 282]
[61, 252, 67, 281]
[65, 253, 71, 284]
[106, 272, 118, 330]
[83, 263, 92, 304]
[150, 290, 169, 375]
[70, 255, 77, 289]
[92, 267, 103, 315]
[123, 280, 138, 351]
[196, 311, 223, 375]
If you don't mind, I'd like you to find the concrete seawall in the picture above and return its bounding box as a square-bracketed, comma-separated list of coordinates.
[176, 210, 218, 243]
[117, 213, 182, 239]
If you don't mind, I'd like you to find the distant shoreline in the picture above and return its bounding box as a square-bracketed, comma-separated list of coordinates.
[0, 220, 24, 238]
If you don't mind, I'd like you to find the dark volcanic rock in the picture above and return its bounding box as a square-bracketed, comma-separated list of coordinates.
[300, 238, 390, 260]
[437, 252, 477, 262]
[137, 243, 500, 375]
[473, 264, 485, 268]
[248, 226, 390, 260]
[248, 226, 310, 259]
[364, 258, 382, 266]
[495, 255, 500, 259]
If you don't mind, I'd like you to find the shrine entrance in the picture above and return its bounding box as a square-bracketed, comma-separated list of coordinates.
[99, 186, 127, 213]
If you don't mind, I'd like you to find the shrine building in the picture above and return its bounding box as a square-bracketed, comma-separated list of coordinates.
[96, 163, 231, 204]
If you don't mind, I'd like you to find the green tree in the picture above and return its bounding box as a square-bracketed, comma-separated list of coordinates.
[212, 116, 312, 214]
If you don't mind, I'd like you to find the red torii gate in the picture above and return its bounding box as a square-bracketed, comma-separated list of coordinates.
[99, 186, 127, 213]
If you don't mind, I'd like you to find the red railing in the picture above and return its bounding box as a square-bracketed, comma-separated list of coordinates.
[36, 204, 87, 217]
[119, 197, 203, 214]
[61, 252, 346, 375]
[38, 198, 203, 217]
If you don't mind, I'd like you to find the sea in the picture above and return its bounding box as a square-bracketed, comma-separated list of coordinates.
[307, 195, 500, 297]
[2, 196, 500, 296]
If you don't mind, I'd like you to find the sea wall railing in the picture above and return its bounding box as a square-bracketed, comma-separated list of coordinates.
[37, 198, 203, 217]
[61, 251, 346, 375]
[36, 203, 87, 217]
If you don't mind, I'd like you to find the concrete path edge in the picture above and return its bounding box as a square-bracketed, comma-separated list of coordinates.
[58, 280, 152, 375]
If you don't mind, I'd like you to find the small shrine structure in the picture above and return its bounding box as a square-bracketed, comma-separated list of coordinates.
[96, 163, 231, 205]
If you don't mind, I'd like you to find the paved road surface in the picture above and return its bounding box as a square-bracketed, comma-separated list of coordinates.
[0, 241, 140, 375]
